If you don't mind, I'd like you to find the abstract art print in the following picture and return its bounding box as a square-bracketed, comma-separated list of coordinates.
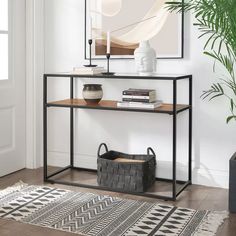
[85, 0, 184, 59]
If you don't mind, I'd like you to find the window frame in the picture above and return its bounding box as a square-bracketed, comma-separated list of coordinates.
[0, 0, 10, 83]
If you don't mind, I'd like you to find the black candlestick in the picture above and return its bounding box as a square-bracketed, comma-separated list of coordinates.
[84, 39, 97, 67]
[102, 53, 115, 75]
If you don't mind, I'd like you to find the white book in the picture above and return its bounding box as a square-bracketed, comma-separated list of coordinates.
[73, 66, 105, 72]
[72, 66, 105, 75]
[117, 100, 163, 109]
[71, 70, 105, 75]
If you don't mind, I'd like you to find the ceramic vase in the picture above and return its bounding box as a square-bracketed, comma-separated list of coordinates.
[82, 84, 103, 104]
[134, 41, 156, 75]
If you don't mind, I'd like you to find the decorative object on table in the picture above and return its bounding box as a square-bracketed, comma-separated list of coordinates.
[84, 39, 98, 67]
[117, 100, 163, 110]
[102, 32, 115, 75]
[122, 88, 156, 103]
[82, 84, 103, 104]
[72, 66, 105, 75]
[97, 143, 156, 192]
[84, 16, 97, 67]
[229, 153, 236, 212]
[85, 0, 184, 59]
[118, 88, 162, 109]
[134, 41, 156, 75]
[0, 183, 228, 236]
[101, 53, 116, 75]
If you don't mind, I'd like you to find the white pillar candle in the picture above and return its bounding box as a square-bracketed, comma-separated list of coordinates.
[89, 16, 92, 39]
[107, 31, 110, 54]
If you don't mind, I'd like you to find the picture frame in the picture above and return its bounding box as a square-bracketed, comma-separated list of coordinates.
[84, 0, 184, 60]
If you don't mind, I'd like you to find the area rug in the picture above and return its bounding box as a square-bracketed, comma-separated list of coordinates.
[0, 182, 228, 236]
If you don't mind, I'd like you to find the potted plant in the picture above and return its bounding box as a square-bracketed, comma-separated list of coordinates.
[166, 0, 236, 212]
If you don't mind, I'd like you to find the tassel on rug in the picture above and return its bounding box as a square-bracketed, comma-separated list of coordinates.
[0, 181, 28, 198]
[193, 211, 228, 236]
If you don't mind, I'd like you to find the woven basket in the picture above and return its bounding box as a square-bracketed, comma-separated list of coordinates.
[97, 143, 156, 192]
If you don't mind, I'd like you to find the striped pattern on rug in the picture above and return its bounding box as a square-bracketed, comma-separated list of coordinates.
[0, 183, 228, 236]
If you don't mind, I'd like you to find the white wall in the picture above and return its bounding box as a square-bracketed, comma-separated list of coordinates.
[41, 0, 236, 188]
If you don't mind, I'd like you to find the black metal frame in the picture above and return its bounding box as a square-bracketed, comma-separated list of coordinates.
[84, 39, 97, 67]
[43, 73, 192, 201]
[84, 0, 185, 60]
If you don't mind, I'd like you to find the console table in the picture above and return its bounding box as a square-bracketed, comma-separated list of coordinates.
[43, 73, 192, 201]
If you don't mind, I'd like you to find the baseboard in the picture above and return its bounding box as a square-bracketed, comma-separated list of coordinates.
[47, 151, 97, 169]
[47, 151, 229, 189]
[192, 167, 228, 189]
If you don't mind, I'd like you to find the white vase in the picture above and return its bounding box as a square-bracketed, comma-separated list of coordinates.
[134, 41, 156, 75]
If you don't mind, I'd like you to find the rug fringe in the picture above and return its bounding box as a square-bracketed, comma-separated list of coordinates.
[0, 181, 28, 197]
[193, 211, 228, 236]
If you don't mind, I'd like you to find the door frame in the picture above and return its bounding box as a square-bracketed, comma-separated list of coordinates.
[26, 0, 44, 169]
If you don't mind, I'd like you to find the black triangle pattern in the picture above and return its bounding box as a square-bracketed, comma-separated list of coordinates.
[1, 187, 68, 220]
[0, 185, 208, 236]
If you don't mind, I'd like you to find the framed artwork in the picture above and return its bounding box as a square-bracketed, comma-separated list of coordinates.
[85, 0, 184, 59]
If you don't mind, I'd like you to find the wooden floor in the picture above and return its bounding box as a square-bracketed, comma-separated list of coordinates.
[0, 168, 235, 236]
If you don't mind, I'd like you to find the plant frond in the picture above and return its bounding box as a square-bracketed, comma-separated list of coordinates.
[166, 0, 236, 122]
[226, 115, 236, 124]
[201, 83, 224, 101]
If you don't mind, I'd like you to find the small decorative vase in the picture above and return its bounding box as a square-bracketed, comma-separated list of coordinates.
[134, 41, 156, 75]
[82, 84, 103, 104]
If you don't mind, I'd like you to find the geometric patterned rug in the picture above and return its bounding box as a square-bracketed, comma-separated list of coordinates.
[0, 182, 228, 236]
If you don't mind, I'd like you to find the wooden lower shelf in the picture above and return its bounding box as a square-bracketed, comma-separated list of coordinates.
[47, 99, 190, 114]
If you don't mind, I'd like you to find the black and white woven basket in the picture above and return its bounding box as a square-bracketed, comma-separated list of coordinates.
[97, 143, 156, 192]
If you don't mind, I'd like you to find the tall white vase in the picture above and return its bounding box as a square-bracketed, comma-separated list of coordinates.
[134, 41, 156, 75]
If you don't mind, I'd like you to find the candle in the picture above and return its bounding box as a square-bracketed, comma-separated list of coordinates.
[89, 16, 92, 40]
[107, 31, 110, 54]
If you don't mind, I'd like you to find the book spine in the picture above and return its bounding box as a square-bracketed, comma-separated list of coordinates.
[122, 95, 152, 99]
[117, 103, 160, 109]
[122, 91, 155, 96]
[122, 98, 151, 103]
[72, 71, 103, 75]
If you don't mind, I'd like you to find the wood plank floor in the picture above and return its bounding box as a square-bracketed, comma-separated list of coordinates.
[0, 168, 235, 236]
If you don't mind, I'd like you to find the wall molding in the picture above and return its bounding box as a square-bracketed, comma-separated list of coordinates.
[25, 0, 44, 169]
[192, 167, 228, 189]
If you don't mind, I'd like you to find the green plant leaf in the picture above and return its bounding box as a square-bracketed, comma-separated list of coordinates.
[226, 115, 236, 124]
[230, 99, 234, 111]
[166, 0, 236, 123]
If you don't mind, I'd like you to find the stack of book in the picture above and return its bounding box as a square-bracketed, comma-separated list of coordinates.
[117, 89, 163, 109]
[72, 66, 105, 75]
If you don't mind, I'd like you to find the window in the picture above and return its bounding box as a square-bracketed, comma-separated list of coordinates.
[0, 0, 8, 80]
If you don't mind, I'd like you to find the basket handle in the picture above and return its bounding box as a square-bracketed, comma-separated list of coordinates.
[147, 147, 156, 158]
[147, 147, 156, 165]
[97, 143, 108, 158]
